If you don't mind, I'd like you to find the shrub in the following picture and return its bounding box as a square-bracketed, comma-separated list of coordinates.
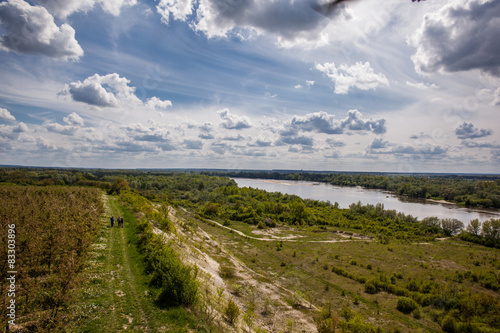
[153, 246, 199, 307]
[315, 309, 339, 333]
[441, 315, 457, 333]
[365, 281, 378, 294]
[396, 297, 418, 314]
[225, 299, 240, 325]
[219, 263, 236, 279]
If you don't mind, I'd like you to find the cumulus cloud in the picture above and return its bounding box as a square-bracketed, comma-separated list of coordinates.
[0, 122, 28, 140]
[218, 109, 251, 130]
[156, 0, 193, 25]
[60, 73, 142, 107]
[36, 137, 57, 150]
[0, 0, 83, 60]
[0, 108, 15, 121]
[284, 110, 387, 136]
[198, 122, 215, 139]
[410, 0, 500, 77]
[157, 0, 349, 44]
[45, 122, 78, 135]
[44, 113, 84, 136]
[455, 122, 492, 140]
[251, 137, 273, 147]
[34, 0, 137, 18]
[315, 62, 389, 94]
[63, 112, 84, 126]
[368, 137, 389, 150]
[145, 96, 173, 110]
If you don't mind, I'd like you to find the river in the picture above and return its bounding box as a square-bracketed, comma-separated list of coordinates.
[232, 178, 500, 224]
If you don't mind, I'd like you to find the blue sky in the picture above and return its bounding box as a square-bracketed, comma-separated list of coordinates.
[0, 0, 499, 173]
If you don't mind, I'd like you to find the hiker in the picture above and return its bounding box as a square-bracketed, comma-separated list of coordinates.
[118, 216, 124, 228]
[110, 216, 115, 227]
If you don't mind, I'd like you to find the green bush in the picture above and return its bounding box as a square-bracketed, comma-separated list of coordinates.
[365, 281, 378, 294]
[224, 299, 240, 325]
[441, 315, 457, 333]
[219, 263, 236, 279]
[396, 297, 419, 314]
[149, 242, 199, 307]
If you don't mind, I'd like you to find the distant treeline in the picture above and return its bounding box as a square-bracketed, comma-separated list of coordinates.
[201, 171, 500, 209]
[1, 167, 499, 247]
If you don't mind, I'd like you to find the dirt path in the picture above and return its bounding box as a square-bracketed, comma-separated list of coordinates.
[204, 215, 371, 243]
[106, 195, 151, 332]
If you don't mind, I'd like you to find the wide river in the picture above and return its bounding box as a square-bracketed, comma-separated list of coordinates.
[232, 178, 500, 224]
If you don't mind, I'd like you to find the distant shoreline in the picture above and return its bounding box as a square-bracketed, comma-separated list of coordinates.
[426, 198, 456, 205]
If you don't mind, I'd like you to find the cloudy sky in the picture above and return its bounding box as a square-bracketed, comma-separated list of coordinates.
[0, 0, 499, 173]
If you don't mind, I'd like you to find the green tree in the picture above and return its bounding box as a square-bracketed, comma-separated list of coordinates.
[441, 218, 464, 236]
[466, 219, 481, 236]
[109, 178, 130, 195]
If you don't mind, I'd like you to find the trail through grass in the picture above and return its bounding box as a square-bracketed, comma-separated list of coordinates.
[68, 195, 152, 332]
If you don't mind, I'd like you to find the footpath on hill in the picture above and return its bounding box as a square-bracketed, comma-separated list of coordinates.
[70, 194, 153, 332]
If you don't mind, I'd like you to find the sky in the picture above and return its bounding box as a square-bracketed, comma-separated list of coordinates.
[0, 0, 499, 173]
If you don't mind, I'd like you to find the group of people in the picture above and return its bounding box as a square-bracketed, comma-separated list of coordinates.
[110, 216, 124, 228]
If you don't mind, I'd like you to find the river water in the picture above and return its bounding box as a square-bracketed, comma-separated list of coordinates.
[232, 178, 500, 224]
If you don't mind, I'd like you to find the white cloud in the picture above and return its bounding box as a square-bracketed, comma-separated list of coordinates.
[410, 0, 500, 77]
[63, 112, 84, 126]
[59, 73, 142, 108]
[34, 0, 137, 18]
[315, 62, 389, 94]
[0, 108, 15, 121]
[156, 0, 193, 25]
[405, 81, 438, 90]
[0, 122, 28, 139]
[45, 122, 78, 136]
[146, 97, 173, 110]
[285, 110, 387, 136]
[0, 0, 83, 61]
[218, 108, 252, 130]
[36, 137, 57, 150]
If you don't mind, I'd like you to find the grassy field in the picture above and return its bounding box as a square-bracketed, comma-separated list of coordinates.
[180, 211, 500, 332]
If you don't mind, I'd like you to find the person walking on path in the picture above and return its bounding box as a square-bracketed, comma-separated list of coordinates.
[110, 216, 115, 227]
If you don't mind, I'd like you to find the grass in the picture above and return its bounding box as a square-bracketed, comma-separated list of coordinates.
[183, 210, 500, 333]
